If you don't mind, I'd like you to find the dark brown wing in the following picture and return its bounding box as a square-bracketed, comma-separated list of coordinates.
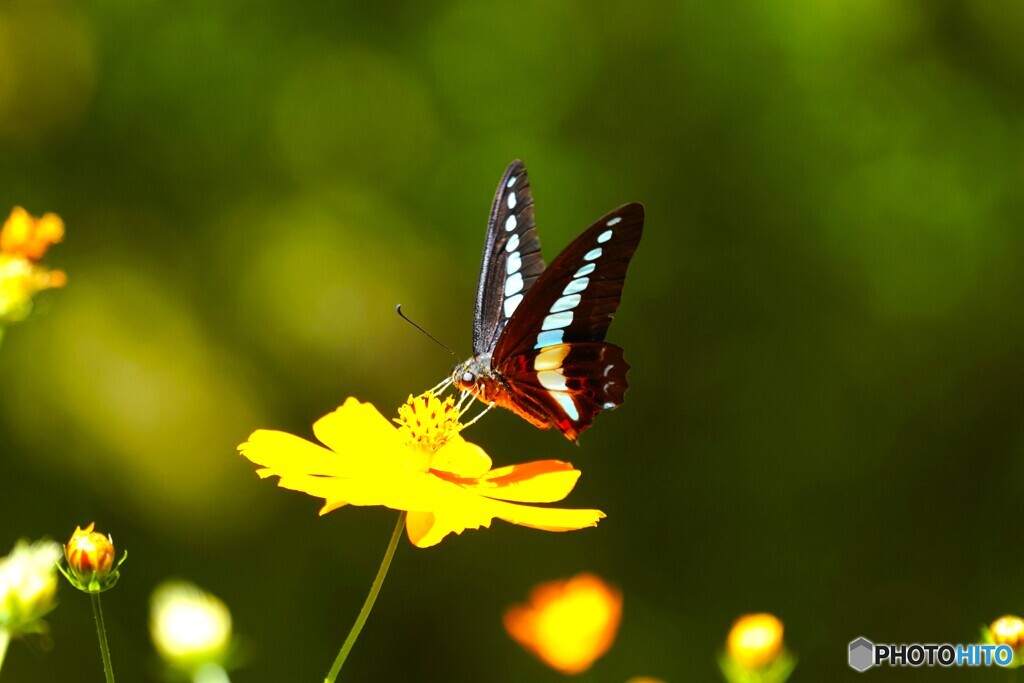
[494, 203, 644, 358]
[492, 203, 644, 440]
[472, 160, 546, 355]
[496, 342, 630, 441]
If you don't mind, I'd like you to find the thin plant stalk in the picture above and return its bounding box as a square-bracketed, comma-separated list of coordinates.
[324, 511, 406, 683]
[91, 592, 116, 683]
[0, 629, 9, 673]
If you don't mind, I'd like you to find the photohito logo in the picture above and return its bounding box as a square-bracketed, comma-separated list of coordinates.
[848, 637, 1014, 672]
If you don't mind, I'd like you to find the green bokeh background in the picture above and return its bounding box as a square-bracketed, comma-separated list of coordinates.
[2, 1, 1023, 681]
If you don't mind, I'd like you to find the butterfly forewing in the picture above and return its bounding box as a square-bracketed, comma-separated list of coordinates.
[472, 160, 545, 356]
[494, 203, 644, 359]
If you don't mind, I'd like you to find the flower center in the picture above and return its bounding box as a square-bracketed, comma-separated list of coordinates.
[394, 392, 462, 454]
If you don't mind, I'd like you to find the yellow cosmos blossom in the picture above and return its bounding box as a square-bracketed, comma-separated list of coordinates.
[503, 573, 623, 675]
[239, 392, 604, 548]
[0, 207, 66, 324]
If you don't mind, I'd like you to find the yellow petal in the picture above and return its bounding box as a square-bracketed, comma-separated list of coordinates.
[239, 429, 351, 477]
[429, 434, 492, 478]
[405, 500, 495, 548]
[488, 499, 605, 532]
[471, 460, 581, 503]
[405, 491, 605, 548]
[311, 398, 409, 468]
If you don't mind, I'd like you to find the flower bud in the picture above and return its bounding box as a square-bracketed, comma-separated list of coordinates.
[60, 523, 125, 593]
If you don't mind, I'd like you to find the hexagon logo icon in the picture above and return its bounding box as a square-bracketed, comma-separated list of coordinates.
[849, 637, 875, 672]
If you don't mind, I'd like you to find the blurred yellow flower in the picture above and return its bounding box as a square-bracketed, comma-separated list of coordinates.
[989, 615, 1024, 650]
[727, 613, 784, 669]
[0, 207, 66, 324]
[983, 615, 1024, 668]
[503, 573, 623, 675]
[1, 207, 64, 261]
[240, 392, 604, 548]
[150, 580, 233, 674]
[720, 613, 795, 683]
[0, 538, 61, 635]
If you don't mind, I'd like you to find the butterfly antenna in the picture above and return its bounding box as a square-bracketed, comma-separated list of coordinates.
[396, 305, 459, 359]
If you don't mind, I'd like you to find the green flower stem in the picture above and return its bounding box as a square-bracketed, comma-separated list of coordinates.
[324, 510, 406, 683]
[91, 592, 116, 683]
[194, 663, 231, 683]
[0, 629, 10, 673]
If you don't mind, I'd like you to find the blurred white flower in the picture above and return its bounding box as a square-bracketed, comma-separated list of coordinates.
[150, 580, 233, 674]
[0, 538, 61, 634]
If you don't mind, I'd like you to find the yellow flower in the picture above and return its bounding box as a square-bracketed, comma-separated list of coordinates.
[60, 523, 126, 593]
[990, 616, 1024, 650]
[727, 613, 784, 670]
[503, 573, 623, 675]
[720, 613, 795, 683]
[150, 580, 233, 673]
[239, 392, 604, 548]
[984, 615, 1024, 667]
[0, 207, 66, 324]
[0, 538, 61, 635]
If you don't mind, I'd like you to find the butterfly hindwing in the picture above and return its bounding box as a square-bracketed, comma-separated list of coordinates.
[472, 160, 545, 356]
[497, 342, 630, 441]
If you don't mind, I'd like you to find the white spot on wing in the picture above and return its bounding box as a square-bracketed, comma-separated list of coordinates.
[575, 263, 596, 277]
[597, 229, 613, 243]
[603, 401, 617, 409]
[584, 248, 602, 261]
[542, 311, 573, 330]
[506, 234, 520, 253]
[506, 251, 522, 275]
[563, 277, 589, 295]
[551, 392, 580, 421]
[507, 176, 517, 188]
[504, 272, 524, 296]
[507, 193, 517, 210]
[607, 216, 622, 226]
[551, 294, 581, 313]
[538, 370, 568, 391]
[503, 293, 523, 318]
[534, 330, 564, 348]
[505, 215, 517, 232]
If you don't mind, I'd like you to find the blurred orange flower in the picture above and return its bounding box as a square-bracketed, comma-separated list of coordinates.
[504, 573, 623, 675]
[1, 207, 64, 261]
[239, 393, 604, 548]
[0, 207, 66, 324]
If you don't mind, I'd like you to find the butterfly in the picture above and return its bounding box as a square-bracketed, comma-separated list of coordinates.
[451, 160, 644, 441]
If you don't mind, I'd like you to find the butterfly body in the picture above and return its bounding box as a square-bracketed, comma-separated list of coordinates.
[455, 160, 644, 441]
